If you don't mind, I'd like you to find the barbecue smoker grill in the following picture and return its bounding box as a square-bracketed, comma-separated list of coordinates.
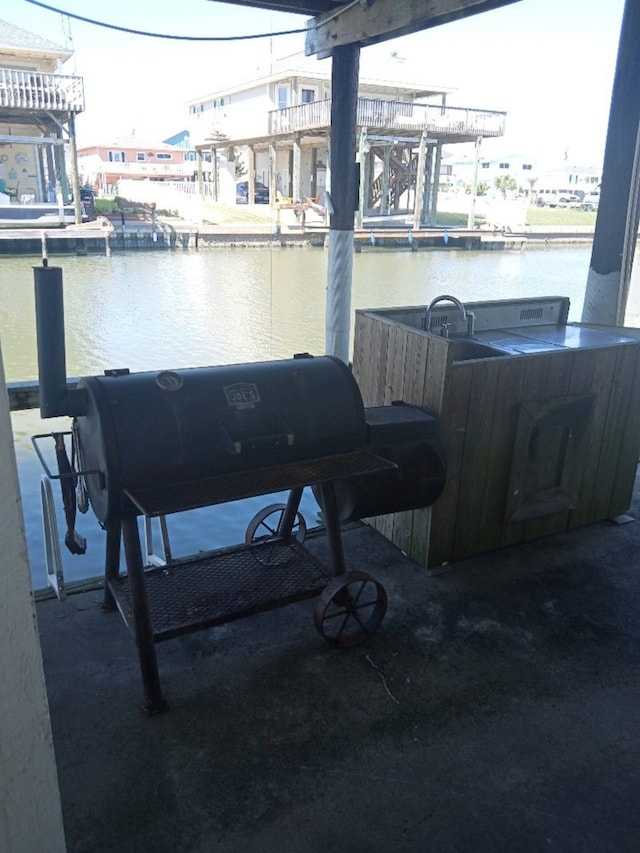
[33, 264, 446, 713]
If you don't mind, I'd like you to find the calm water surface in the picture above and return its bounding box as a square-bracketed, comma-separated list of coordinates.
[2, 244, 639, 588]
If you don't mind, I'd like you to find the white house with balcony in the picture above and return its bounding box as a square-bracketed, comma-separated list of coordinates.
[187, 51, 506, 222]
[0, 18, 84, 218]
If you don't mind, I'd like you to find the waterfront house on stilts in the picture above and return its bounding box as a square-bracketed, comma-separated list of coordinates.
[0, 19, 85, 225]
[190, 51, 506, 226]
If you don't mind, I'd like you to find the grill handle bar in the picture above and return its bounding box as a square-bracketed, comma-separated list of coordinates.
[218, 422, 294, 455]
[31, 432, 105, 488]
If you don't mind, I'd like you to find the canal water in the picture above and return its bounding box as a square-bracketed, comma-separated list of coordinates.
[2, 244, 639, 590]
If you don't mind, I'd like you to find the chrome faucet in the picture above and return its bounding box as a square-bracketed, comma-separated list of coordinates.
[423, 294, 475, 338]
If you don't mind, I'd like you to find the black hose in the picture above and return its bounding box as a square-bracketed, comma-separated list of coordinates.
[54, 433, 86, 555]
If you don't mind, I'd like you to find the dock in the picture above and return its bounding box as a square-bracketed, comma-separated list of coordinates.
[0, 219, 601, 256]
[0, 220, 198, 256]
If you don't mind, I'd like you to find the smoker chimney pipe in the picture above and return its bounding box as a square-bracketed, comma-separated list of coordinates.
[34, 263, 86, 418]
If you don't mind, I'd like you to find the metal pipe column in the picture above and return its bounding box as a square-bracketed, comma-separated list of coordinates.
[326, 44, 360, 363]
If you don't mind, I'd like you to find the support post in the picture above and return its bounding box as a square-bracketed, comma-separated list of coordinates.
[68, 114, 82, 224]
[429, 141, 443, 224]
[212, 147, 218, 202]
[467, 135, 482, 229]
[0, 342, 66, 852]
[292, 134, 302, 202]
[356, 128, 367, 229]
[269, 141, 277, 210]
[196, 148, 204, 198]
[326, 43, 360, 363]
[413, 131, 428, 230]
[381, 146, 391, 216]
[324, 137, 331, 225]
[582, 0, 640, 325]
[247, 146, 255, 204]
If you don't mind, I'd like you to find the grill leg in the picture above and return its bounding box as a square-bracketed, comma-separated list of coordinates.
[121, 516, 168, 714]
[278, 486, 304, 540]
[102, 518, 121, 611]
[319, 481, 347, 577]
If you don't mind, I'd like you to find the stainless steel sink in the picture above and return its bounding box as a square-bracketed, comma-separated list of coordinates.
[451, 339, 509, 361]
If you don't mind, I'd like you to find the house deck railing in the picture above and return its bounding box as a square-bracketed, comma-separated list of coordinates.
[103, 162, 195, 177]
[269, 98, 506, 138]
[0, 67, 85, 113]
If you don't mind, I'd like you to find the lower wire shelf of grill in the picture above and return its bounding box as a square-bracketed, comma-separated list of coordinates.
[108, 538, 331, 642]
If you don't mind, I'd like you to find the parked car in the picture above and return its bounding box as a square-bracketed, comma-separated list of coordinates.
[581, 188, 600, 212]
[79, 186, 95, 219]
[236, 180, 269, 204]
[535, 188, 581, 208]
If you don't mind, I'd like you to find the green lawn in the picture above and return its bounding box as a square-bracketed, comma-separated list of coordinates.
[432, 205, 597, 229]
[97, 195, 598, 229]
[526, 206, 597, 227]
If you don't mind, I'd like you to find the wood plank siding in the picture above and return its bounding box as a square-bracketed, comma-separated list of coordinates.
[353, 310, 640, 569]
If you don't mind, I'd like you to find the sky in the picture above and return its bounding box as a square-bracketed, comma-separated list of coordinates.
[3, 0, 627, 168]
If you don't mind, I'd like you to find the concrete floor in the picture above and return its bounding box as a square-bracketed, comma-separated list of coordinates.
[37, 478, 640, 853]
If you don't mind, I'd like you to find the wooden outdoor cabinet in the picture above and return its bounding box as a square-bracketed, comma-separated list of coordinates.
[352, 303, 640, 569]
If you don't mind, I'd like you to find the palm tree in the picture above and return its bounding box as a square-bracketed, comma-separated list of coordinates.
[494, 174, 517, 199]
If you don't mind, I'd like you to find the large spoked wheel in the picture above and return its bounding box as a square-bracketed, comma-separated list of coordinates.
[314, 571, 387, 648]
[245, 503, 307, 566]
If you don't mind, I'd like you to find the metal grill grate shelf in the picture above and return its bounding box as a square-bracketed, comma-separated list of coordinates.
[109, 539, 330, 642]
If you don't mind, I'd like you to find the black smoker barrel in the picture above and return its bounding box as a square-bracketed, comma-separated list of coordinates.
[75, 356, 367, 524]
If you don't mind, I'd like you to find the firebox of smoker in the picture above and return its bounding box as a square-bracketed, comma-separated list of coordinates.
[32, 264, 447, 713]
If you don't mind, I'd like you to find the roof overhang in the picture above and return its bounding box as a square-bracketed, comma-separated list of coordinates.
[209, 0, 522, 55]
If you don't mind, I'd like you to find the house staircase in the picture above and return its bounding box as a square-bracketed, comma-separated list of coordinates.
[369, 146, 417, 211]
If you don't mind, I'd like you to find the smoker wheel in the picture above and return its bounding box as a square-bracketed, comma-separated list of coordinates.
[245, 503, 307, 566]
[314, 572, 387, 648]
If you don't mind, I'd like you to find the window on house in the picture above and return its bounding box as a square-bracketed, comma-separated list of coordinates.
[481, 163, 490, 169]
[522, 164, 533, 170]
[136, 153, 146, 162]
[277, 85, 289, 109]
[156, 153, 172, 160]
[301, 88, 316, 103]
[108, 151, 125, 162]
[499, 162, 509, 169]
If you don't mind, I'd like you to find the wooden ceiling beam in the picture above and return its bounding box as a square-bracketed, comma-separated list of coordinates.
[305, 0, 521, 56]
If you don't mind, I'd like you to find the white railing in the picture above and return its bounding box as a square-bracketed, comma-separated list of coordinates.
[0, 67, 84, 112]
[107, 162, 195, 177]
[269, 99, 331, 134]
[269, 97, 506, 138]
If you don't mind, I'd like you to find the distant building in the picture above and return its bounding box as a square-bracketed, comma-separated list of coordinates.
[186, 51, 507, 221]
[0, 18, 84, 208]
[446, 150, 602, 198]
[77, 136, 211, 195]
